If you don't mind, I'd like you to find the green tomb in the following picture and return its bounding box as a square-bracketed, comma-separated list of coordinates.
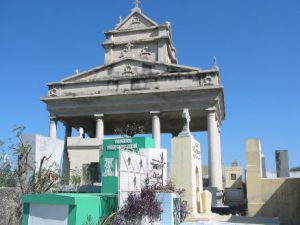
[22, 193, 117, 225]
[100, 137, 154, 194]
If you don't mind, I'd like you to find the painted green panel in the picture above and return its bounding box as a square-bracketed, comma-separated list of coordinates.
[101, 176, 118, 194]
[21, 203, 30, 225]
[99, 195, 118, 223]
[75, 198, 100, 225]
[23, 193, 76, 205]
[68, 205, 76, 225]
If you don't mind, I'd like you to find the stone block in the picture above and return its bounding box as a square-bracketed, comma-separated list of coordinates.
[171, 135, 203, 217]
[201, 190, 212, 214]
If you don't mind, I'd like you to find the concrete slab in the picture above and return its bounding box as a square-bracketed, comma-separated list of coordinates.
[181, 215, 279, 225]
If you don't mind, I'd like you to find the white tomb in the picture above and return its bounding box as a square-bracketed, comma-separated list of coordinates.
[118, 147, 167, 208]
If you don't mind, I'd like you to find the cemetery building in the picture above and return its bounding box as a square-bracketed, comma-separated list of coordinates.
[224, 161, 243, 189]
[223, 161, 245, 208]
[41, 1, 225, 192]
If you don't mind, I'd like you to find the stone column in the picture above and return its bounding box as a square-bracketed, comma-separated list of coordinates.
[151, 111, 161, 149]
[62, 124, 72, 181]
[49, 116, 57, 139]
[207, 109, 223, 190]
[95, 114, 104, 139]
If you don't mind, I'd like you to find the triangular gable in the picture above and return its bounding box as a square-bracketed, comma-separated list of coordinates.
[115, 9, 158, 31]
[61, 59, 200, 83]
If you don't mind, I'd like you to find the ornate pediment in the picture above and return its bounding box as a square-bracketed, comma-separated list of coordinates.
[115, 10, 158, 31]
[61, 59, 200, 83]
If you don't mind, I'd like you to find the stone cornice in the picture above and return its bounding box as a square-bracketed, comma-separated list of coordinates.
[104, 24, 168, 35]
[47, 58, 205, 85]
[41, 85, 224, 102]
[102, 35, 171, 48]
[47, 68, 219, 86]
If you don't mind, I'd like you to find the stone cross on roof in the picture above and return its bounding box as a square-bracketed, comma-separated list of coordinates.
[134, 0, 141, 8]
[178, 108, 191, 137]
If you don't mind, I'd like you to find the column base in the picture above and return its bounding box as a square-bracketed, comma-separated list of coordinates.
[185, 212, 215, 222]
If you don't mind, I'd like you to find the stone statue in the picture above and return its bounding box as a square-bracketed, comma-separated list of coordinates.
[178, 108, 191, 137]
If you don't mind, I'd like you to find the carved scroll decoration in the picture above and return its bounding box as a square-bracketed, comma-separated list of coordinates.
[140, 46, 151, 57]
[122, 64, 135, 76]
[120, 42, 133, 58]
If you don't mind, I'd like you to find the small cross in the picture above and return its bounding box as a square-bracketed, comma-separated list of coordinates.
[134, 0, 141, 8]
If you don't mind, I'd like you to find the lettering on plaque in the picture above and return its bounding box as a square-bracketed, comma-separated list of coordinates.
[107, 144, 138, 151]
[115, 139, 132, 144]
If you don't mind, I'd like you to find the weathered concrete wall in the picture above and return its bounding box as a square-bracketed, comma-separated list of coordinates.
[0, 187, 19, 225]
[67, 137, 102, 185]
[246, 139, 300, 225]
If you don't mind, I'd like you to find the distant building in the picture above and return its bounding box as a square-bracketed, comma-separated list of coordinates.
[224, 161, 243, 189]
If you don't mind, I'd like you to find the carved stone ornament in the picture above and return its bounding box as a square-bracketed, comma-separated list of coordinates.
[120, 42, 133, 58]
[49, 87, 59, 96]
[129, 16, 141, 28]
[192, 142, 200, 160]
[140, 46, 151, 57]
[122, 63, 135, 76]
[103, 158, 114, 177]
[178, 108, 192, 137]
[203, 73, 214, 86]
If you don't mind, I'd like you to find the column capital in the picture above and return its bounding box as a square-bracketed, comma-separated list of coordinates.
[49, 116, 57, 138]
[49, 116, 57, 121]
[206, 107, 216, 114]
[95, 114, 104, 139]
[150, 111, 160, 115]
[94, 114, 104, 118]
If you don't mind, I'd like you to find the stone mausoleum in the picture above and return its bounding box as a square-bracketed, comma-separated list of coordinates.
[41, 3, 225, 191]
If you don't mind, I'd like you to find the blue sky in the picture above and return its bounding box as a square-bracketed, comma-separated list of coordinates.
[1, 0, 300, 172]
